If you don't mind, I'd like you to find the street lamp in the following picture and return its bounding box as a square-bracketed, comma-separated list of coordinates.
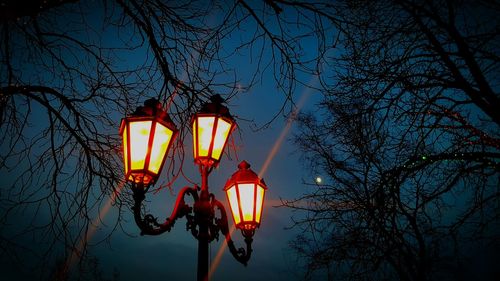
[120, 96, 268, 281]
[224, 161, 267, 235]
[119, 98, 178, 186]
[192, 94, 236, 168]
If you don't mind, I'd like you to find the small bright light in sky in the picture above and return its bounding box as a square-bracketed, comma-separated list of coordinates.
[315, 176, 322, 184]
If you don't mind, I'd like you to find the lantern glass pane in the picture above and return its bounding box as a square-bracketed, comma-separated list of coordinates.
[226, 185, 241, 224]
[122, 124, 129, 175]
[129, 120, 152, 170]
[255, 185, 265, 223]
[192, 119, 198, 158]
[148, 123, 174, 174]
[197, 116, 215, 157]
[211, 119, 232, 161]
[238, 183, 255, 222]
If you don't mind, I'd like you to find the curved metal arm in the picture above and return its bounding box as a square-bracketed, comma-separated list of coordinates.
[212, 198, 252, 266]
[132, 183, 198, 235]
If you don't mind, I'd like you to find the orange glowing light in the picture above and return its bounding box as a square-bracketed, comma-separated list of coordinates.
[192, 96, 235, 167]
[120, 99, 178, 186]
[224, 161, 267, 230]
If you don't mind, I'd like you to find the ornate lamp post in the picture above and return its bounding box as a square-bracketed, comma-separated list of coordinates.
[120, 96, 268, 281]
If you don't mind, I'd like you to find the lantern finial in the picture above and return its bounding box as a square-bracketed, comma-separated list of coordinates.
[144, 98, 161, 109]
[238, 160, 250, 170]
[199, 94, 231, 118]
[210, 94, 225, 104]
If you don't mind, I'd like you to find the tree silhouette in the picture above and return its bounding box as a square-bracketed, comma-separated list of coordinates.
[6, 1, 498, 280]
[283, 0, 500, 280]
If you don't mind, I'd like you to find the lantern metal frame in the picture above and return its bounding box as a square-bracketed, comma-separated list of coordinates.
[191, 95, 236, 168]
[223, 160, 267, 235]
[125, 96, 266, 281]
[120, 99, 178, 186]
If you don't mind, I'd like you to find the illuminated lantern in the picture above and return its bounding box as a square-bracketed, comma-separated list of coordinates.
[120, 99, 178, 186]
[224, 161, 267, 231]
[192, 95, 236, 167]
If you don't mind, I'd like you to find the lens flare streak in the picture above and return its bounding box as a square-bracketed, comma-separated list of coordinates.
[210, 75, 317, 277]
[64, 179, 127, 274]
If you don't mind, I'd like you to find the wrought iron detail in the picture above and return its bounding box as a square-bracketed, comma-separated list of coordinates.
[131, 182, 253, 266]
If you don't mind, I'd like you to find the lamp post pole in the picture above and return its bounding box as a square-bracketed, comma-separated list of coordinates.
[121, 96, 268, 281]
[197, 166, 210, 281]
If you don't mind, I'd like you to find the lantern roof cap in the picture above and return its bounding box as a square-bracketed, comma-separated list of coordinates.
[199, 94, 232, 119]
[131, 98, 174, 124]
[224, 161, 267, 190]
